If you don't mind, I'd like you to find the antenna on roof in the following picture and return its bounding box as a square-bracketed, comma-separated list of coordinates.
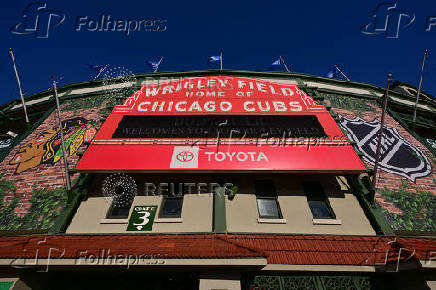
[413, 49, 429, 123]
[9, 48, 29, 123]
[334, 65, 350, 81]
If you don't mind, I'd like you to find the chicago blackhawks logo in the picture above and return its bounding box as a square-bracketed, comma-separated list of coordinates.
[339, 115, 432, 182]
[10, 117, 97, 174]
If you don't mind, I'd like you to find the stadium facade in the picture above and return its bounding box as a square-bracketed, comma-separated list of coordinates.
[0, 70, 435, 289]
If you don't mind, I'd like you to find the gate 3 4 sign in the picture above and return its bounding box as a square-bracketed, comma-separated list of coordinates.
[127, 206, 157, 231]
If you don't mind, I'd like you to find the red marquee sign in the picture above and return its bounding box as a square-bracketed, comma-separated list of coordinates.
[114, 76, 325, 114]
[75, 76, 366, 173]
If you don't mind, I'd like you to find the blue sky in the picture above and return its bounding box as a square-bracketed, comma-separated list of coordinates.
[1, 0, 436, 103]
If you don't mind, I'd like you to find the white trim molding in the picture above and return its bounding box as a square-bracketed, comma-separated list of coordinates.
[312, 219, 342, 225]
[154, 218, 183, 223]
[262, 264, 375, 272]
[99, 219, 128, 224]
[257, 218, 287, 224]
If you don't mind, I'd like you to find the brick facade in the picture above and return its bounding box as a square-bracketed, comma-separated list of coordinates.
[334, 104, 435, 194]
[0, 103, 105, 216]
[1, 90, 434, 228]
[331, 101, 436, 222]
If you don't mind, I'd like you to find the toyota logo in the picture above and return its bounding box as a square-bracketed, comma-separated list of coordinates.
[176, 151, 194, 162]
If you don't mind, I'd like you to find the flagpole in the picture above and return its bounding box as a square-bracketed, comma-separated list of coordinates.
[154, 57, 164, 73]
[220, 52, 223, 70]
[53, 77, 71, 191]
[9, 48, 29, 123]
[334, 65, 350, 81]
[94, 64, 108, 80]
[371, 73, 392, 194]
[279, 56, 290, 72]
[412, 49, 428, 123]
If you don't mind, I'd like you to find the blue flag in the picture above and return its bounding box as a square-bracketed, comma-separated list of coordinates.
[327, 69, 336, 78]
[271, 59, 281, 66]
[88, 64, 107, 74]
[88, 64, 108, 79]
[209, 55, 221, 62]
[147, 60, 159, 71]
